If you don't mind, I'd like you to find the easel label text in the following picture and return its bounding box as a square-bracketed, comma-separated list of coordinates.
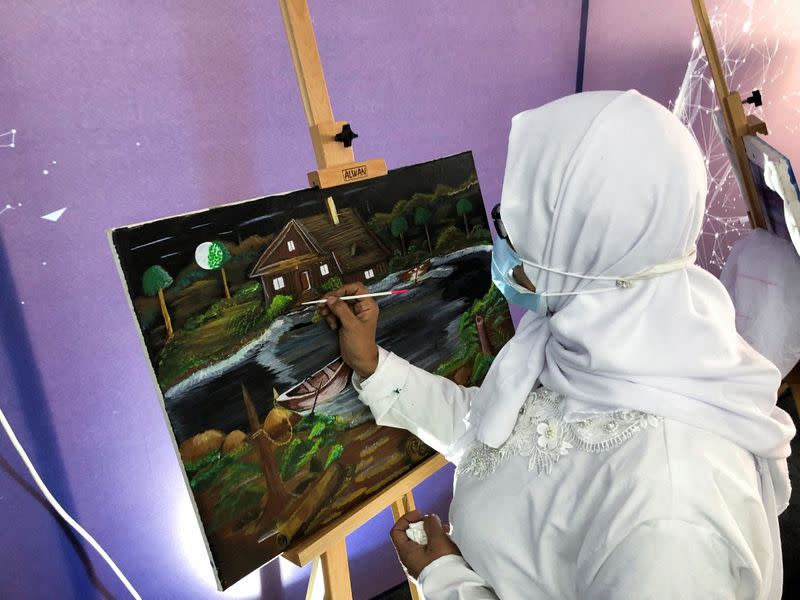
[342, 165, 369, 182]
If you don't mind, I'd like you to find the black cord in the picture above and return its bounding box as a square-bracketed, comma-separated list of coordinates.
[575, 0, 590, 93]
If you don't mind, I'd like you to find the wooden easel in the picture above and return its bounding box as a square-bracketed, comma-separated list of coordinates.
[276, 1, 448, 597]
[691, 0, 800, 414]
[278, 0, 387, 190]
[690, 0, 769, 229]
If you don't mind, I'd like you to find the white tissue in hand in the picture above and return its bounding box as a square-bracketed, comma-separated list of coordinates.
[406, 521, 428, 545]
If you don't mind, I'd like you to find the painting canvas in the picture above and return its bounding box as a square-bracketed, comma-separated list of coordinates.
[742, 135, 800, 255]
[109, 151, 513, 588]
[713, 110, 800, 255]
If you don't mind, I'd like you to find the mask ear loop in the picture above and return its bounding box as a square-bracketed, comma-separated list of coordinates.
[625, 247, 698, 280]
[517, 247, 697, 297]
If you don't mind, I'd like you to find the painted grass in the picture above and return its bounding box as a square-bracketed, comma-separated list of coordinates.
[156, 294, 292, 389]
[434, 284, 513, 385]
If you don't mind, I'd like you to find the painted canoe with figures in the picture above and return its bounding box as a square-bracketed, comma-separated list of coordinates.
[275, 356, 353, 413]
[399, 259, 432, 282]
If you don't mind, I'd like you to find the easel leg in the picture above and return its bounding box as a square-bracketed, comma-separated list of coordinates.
[391, 492, 422, 600]
[790, 385, 800, 419]
[306, 557, 323, 600]
[390, 491, 416, 518]
[320, 537, 352, 600]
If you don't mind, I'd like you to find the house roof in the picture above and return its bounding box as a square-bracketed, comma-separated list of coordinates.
[298, 208, 391, 273]
[249, 220, 327, 277]
[249, 207, 391, 278]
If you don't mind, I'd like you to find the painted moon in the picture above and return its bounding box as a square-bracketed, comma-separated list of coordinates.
[195, 241, 214, 270]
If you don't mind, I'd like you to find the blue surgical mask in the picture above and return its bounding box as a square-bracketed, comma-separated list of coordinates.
[491, 238, 549, 315]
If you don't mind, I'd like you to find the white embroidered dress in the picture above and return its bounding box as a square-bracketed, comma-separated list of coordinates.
[353, 348, 775, 600]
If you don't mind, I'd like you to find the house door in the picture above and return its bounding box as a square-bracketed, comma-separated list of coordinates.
[300, 270, 311, 291]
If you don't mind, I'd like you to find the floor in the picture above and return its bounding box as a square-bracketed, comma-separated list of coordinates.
[372, 391, 800, 599]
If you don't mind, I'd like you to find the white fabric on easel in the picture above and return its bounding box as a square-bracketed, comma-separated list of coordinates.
[720, 227, 800, 378]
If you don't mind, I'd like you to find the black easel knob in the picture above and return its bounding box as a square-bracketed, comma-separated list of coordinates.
[335, 123, 358, 147]
[743, 90, 763, 107]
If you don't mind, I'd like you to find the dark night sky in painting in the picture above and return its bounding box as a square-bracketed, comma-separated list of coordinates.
[111, 152, 480, 293]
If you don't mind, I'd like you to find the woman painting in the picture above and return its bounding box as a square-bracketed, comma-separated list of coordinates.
[320, 90, 794, 599]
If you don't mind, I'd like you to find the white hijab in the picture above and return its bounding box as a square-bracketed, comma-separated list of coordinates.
[453, 91, 794, 511]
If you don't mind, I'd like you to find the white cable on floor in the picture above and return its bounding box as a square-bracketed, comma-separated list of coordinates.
[0, 405, 142, 600]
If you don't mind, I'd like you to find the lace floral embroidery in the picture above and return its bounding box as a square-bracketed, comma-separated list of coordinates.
[457, 388, 662, 480]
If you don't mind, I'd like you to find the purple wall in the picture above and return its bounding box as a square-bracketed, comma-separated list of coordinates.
[0, 2, 582, 598]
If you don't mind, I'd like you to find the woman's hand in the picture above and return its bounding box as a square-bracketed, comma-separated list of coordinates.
[319, 282, 380, 379]
[390, 510, 461, 580]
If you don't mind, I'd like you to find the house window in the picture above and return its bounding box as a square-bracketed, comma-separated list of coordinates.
[320, 263, 330, 276]
[272, 276, 285, 290]
[287, 240, 296, 251]
[364, 268, 375, 280]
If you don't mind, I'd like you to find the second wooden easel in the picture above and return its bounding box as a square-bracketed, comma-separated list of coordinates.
[276, 1, 448, 598]
[690, 0, 769, 229]
[691, 0, 800, 413]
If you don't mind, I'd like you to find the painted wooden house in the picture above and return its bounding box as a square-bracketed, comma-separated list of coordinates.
[249, 207, 391, 304]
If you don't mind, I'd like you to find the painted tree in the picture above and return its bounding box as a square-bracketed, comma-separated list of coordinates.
[142, 265, 174, 339]
[390, 215, 409, 255]
[195, 240, 232, 300]
[241, 383, 289, 515]
[414, 206, 433, 253]
[456, 198, 474, 238]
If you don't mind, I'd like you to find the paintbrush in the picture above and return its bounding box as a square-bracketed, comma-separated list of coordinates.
[301, 289, 410, 305]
